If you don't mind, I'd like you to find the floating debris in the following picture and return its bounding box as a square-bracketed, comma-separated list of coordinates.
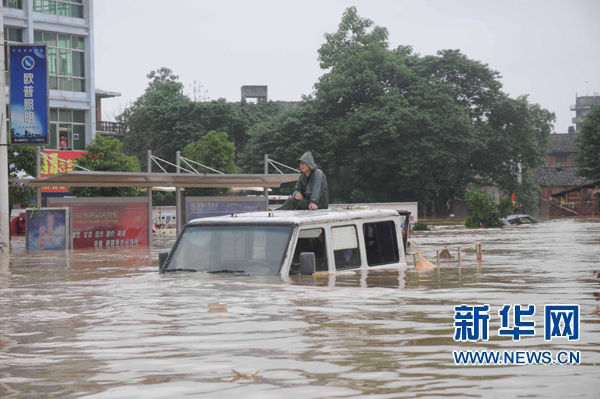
[439, 248, 453, 260]
[208, 303, 228, 313]
[231, 369, 259, 382]
[414, 252, 435, 269]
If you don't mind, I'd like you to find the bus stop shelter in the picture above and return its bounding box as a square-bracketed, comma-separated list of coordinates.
[25, 170, 298, 235]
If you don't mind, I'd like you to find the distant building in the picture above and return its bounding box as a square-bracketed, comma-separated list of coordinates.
[241, 85, 300, 109]
[241, 85, 267, 103]
[532, 166, 590, 217]
[571, 94, 600, 132]
[3, 0, 121, 149]
[545, 132, 579, 167]
[549, 180, 600, 217]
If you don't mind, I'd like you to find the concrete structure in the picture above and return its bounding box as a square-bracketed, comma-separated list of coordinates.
[571, 94, 600, 132]
[2, 0, 111, 149]
[241, 85, 267, 103]
[546, 132, 579, 167]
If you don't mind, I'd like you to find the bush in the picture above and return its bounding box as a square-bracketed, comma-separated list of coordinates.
[412, 222, 430, 231]
[464, 192, 512, 228]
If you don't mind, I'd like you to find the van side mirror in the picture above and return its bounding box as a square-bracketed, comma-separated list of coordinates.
[159, 251, 169, 271]
[299, 252, 316, 275]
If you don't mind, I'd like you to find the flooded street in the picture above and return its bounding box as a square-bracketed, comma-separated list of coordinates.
[1, 219, 599, 398]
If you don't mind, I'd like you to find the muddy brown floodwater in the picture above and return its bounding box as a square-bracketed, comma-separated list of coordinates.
[1, 219, 599, 398]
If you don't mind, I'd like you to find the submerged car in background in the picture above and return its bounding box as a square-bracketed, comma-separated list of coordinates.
[159, 209, 411, 276]
[503, 214, 540, 226]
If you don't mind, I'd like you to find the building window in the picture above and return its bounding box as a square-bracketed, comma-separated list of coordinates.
[3, 0, 23, 9]
[49, 109, 86, 150]
[363, 221, 399, 266]
[33, 0, 84, 18]
[332, 225, 361, 269]
[4, 26, 24, 86]
[34, 30, 86, 92]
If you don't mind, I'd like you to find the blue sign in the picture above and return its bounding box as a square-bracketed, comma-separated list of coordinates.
[9, 45, 48, 145]
[186, 197, 267, 222]
[26, 208, 70, 250]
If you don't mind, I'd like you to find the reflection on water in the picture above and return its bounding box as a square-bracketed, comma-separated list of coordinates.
[1, 220, 599, 398]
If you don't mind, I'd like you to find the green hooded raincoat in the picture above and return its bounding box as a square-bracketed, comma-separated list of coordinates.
[279, 151, 329, 210]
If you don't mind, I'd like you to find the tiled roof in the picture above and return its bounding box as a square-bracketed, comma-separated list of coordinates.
[549, 133, 579, 154]
[531, 166, 590, 187]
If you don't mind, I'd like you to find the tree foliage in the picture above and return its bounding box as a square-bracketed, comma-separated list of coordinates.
[576, 105, 600, 180]
[242, 7, 554, 213]
[70, 135, 140, 197]
[182, 131, 237, 197]
[464, 192, 512, 228]
[7, 145, 37, 208]
[119, 67, 284, 168]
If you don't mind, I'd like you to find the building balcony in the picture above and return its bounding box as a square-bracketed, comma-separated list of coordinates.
[96, 121, 125, 136]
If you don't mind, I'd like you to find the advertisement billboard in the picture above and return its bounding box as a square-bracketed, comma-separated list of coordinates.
[25, 208, 72, 250]
[9, 45, 48, 145]
[41, 150, 87, 193]
[185, 196, 267, 222]
[48, 198, 150, 249]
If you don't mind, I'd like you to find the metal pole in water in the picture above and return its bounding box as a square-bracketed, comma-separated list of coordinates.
[0, 13, 9, 251]
[176, 151, 181, 236]
[263, 154, 269, 211]
[436, 250, 440, 268]
[413, 253, 417, 267]
[36, 147, 42, 207]
[147, 150, 153, 248]
[457, 247, 461, 267]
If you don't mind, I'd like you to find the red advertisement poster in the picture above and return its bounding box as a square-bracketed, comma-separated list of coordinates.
[52, 202, 149, 249]
[41, 150, 86, 193]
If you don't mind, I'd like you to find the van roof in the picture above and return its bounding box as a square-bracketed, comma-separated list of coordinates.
[187, 209, 403, 226]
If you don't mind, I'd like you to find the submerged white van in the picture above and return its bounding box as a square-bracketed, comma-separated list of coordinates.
[159, 209, 410, 276]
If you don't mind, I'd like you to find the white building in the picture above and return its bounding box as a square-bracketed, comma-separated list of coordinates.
[3, 0, 117, 150]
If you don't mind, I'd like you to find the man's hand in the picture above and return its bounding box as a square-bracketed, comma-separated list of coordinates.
[294, 192, 303, 200]
[309, 203, 318, 210]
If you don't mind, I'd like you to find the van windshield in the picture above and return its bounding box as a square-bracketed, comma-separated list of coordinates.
[164, 225, 293, 275]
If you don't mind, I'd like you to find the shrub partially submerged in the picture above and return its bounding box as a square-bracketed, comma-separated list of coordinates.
[464, 192, 513, 228]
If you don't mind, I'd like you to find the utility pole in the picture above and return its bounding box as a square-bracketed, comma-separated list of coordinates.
[264, 154, 269, 211]
[147, 150, 153, 248]
[0, 5, 11, 251]
[176, 151, 181, 235]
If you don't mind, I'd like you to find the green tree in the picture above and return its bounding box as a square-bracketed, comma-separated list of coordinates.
[576, 105, 600, 180]
[242, 7, 554, 213]
[120, 67, 201, 167]
[7, 146, 37, 208]
[120, 68, 287, 168]
[182, 131, 237, 196]
[70, 135, 140, 197]
[464, 192, 511, 228]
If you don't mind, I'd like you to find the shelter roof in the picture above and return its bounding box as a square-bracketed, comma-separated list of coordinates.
[25, 171, 298, 188]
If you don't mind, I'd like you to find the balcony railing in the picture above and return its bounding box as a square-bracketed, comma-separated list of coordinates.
[96, 121, 125, 136]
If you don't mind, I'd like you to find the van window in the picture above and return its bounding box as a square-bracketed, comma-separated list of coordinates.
[332, 225, 361, 269]
[291, 228, 328, 273]
[363, 221, 399, 266]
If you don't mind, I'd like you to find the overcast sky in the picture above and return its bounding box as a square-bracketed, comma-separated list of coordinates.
[94, 0, 600, 133]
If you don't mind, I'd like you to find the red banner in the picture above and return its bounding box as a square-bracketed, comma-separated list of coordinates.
[41, 150, 86, 193]
[53, 202, 149, 249]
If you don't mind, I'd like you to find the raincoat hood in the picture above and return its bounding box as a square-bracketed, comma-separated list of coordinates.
[299, 151, 317, 170]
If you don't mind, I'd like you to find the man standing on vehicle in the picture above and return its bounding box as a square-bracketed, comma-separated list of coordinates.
[278, 151, 329, 210]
